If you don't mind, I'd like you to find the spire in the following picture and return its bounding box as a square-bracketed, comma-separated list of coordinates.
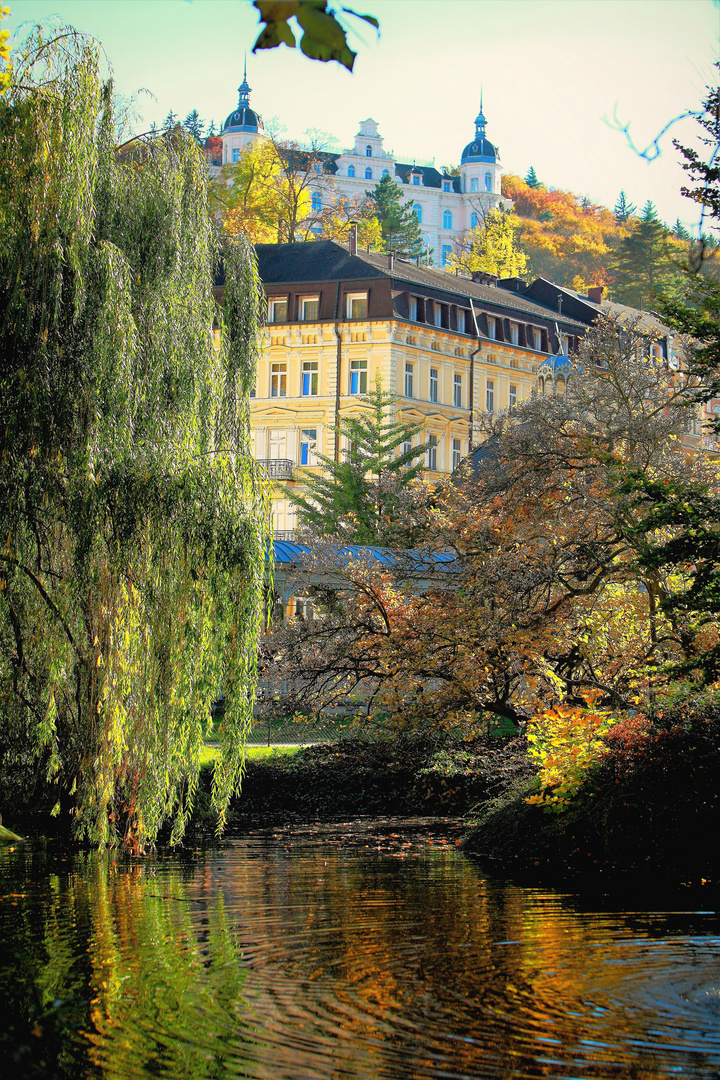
[474, 90, 487, 140]
[237, 57, 251, 109]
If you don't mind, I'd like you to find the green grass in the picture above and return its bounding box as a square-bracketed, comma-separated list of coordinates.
[199, 744, 303, 768]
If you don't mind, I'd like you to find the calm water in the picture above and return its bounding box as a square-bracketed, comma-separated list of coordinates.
[2, 818, 720, 1080]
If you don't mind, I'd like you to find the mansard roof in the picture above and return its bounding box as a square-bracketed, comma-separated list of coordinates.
[394, 164, 462, 192]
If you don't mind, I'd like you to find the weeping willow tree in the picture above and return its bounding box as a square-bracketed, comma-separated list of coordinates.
[0, 29, 270, 850]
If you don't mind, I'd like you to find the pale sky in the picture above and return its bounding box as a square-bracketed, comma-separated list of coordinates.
[5, 0, 720, 231]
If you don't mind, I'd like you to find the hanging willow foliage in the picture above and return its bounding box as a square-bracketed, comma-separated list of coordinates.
[0, 28, 270, 850]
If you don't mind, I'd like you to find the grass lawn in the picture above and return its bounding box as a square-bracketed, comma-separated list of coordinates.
[200, 744, 303, 768]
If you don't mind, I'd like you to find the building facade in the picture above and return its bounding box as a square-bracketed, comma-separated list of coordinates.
[214, 238, 587, 537]
[217, 76, 510, 264]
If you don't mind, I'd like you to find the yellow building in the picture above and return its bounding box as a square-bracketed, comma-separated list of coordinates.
[219, 239, 587, 536]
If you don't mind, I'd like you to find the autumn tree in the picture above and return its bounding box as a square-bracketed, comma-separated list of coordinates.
[365, 173, 423, 257]
[0, 6, 10, 94]
[286, 375, 430, 545]
[218, 132, 330, 243]
[270, 317, 707, 727]
[0, 29, 269, 849]
[446, 207, 528, 278]
[319, 191, 383, 250]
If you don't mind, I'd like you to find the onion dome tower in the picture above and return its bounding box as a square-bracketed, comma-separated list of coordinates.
[459, 94, 502, 199]
[220, 62, 264, 164]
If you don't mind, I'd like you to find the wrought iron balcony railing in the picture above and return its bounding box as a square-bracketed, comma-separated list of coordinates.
[256, 458, 295, 480]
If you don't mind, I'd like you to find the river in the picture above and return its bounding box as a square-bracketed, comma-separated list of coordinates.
[2, 817, 719, 1079]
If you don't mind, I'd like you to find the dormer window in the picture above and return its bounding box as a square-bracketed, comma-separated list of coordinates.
[365, 145, 372, 157]
[299, 295, 320, 321]
[412, 174, 420, 186]
[348, 165, 355, 177]
[346, 292, 368, 319]
[443, 180, 451, 192]
[268, 297, 288, 323]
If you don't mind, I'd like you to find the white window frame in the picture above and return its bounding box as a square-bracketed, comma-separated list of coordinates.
[405, 362, 414, 398]
[486, 380, 494, 413]
[430, 368, 439, 403]
[453, 373, 462, 408]
[409, 295, 418, 321]
[299, 295, 320, 322]
[271, 363, 287, 398]
[350, 359, 367, 395]
[268, 297, 288, 323]
[509, 383, 517, 408]
[346, 292, 368, 320]
[470, 177, 479, 193]
[300, 428, 317, 466]
[452, 438, 462, 470]
[509, 322, 520, 345]
[302, 360, 318, 396]
[427, 435, 438, 471]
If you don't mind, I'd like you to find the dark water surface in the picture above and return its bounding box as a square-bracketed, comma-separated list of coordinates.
[2, 818, 720, 1079]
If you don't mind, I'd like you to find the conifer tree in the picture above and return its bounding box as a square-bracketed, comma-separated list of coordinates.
[612, 200, 683, 306]
[524, 166, 541, 188]
[287, 376, 429, 545]
[365, 173, 423, 257]
[0, 29, 269, 849]
[613, 189, 636, 223]
[183, 108, 205, 141]
[163, 108, 179, 130]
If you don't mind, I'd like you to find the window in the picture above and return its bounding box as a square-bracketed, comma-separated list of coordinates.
[300, 429, 317, 466]
[350, 359, 367, 394]
[405, 362, 414, 397]
[346, 292, 368, 319]
[311, 191, 322, 212]
[402, 438, 413, 458]
[268, 297, 287, 323]
[434, 304, 444, 327]
[365, 167, 372, 180]
[441, 245, 452, 266]
[268, 430, 286, 459]
[413, 204, 422, 223]
[409, 295, 418, 321]
[427, 435, 438, 471]
[271, 363, 287, 397]
[443, 180, 451, 192]
[487, 316, 497, 340]
[509, 384, 517, 408]
[509, 322, 519, 345]
[412, 173, 420, 186]
[348, 165, 355, 177]
[526, 326, 536, 350]
[470, 177, 479, 193]
[430, 368, 438, 403]
[365, 144, 372, 157]
[232, 147, 241, 163]
[470, 212, 479, 229]
[302, 361, 318, 396]
[382, 169, 390, 178]
[443, 210, 452, 229]
[485, 172, 492, 192]
[486, 380, 494, 412]
[452, 438, 462, 470]
[299, 295, 319, 321]
[453, 373, 462, 408]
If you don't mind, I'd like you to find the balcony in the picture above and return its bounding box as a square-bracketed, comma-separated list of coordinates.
[256, 458, 295, 481]
[274, 530, 297, 542]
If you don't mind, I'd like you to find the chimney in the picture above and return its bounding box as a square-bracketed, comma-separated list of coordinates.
[388, 250, 395, 271]
[587, 285, 604, 304]
[349, 221, 358, 256]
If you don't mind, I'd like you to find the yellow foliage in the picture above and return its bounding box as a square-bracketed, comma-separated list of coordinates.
[0, 6, 11, 94]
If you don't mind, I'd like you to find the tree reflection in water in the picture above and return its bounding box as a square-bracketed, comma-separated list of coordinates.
[1, 825, 720, 1079]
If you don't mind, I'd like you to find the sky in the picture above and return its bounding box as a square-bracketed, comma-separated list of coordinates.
[4, 0, 719, 231]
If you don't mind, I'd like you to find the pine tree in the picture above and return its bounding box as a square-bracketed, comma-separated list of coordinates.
[286, 376, 429, 545]
[163, 108, 178, 130]
[365, 173, 423, 257]
[611, 200, 683, 307]
[673, 217, 690, 240]
[0, 29, 268, 849]
[183, 108, 205, 141]
[613, 190, 637, 224]
[524, 166, 541, 188]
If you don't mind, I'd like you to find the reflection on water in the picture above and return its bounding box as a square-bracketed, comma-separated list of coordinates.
[1, 819, 720, 1079]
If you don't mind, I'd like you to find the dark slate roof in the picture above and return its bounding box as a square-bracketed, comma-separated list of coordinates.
[223, 107, 262, 133]
[394, 163, 447, 189]
[461, 137, 497, 164]
[252, 241, 587, 331]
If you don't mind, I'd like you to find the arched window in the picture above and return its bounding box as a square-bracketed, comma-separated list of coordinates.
[470, 212, 479, 229]
[365, 167, 372, 180]
[443, 210, 452, 230]
[365, 145, 372, 157]
[413, 204, 422, 223]
[311, 192, 322, 212]
[348, 165, 355, 177]
[485, 172, 492, 192]
[382, 169, 389, 178]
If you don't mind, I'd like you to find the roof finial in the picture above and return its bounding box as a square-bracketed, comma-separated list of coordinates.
[238, 57, 251, 109]
[474, 89, 487, 140]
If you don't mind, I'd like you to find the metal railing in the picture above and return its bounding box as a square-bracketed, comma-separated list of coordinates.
[274, 530, 297, 542]
[256, 458, 295, 480]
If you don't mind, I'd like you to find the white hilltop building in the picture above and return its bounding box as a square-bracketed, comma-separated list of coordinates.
[216, 72, 511, 265]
